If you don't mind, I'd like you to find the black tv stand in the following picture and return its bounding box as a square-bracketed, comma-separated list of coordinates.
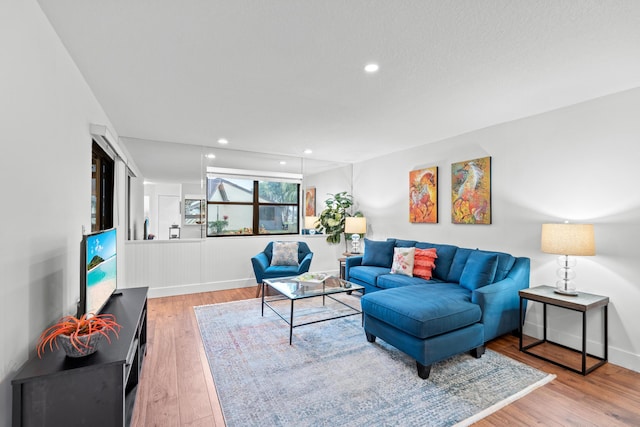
[12, 287, 148, 427]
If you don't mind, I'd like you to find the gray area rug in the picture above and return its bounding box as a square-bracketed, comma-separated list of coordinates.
[194, 295, 554, 427]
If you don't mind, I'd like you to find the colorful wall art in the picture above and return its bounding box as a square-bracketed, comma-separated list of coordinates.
[451, 156, 491, 224]
[305, 187, 316, 216]
[409, 167, 438, 223]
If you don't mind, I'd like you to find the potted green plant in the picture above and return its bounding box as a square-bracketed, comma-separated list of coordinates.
[208, 215, 229, 235]
[317, 191, 362, 245]
[37, 313, 122, 358]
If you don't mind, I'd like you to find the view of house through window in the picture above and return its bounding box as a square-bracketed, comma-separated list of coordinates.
[206, 176, 299, 236]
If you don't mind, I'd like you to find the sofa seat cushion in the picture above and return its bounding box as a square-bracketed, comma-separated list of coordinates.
[376, 274, 438, 289]
[361, 284, 480, 339]
[263, 265, 304, 278]
[348, 265, 390, 286]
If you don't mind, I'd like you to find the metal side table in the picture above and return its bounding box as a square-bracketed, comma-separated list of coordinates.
[519, 285, 608, 375]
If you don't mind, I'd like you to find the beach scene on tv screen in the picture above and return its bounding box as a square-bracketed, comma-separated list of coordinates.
[86, 229, 117, 315]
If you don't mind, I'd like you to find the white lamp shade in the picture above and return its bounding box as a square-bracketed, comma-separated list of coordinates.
[541, 223, 595, 256]
[304, 216, 319, 229]
[345, 217, 367, 234]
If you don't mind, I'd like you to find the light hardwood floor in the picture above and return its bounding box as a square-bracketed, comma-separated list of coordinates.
[131, 288, 640, 426]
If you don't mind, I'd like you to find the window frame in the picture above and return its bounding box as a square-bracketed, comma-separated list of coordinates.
[91, 141, 114, 232]
[206, 178, 301, 237]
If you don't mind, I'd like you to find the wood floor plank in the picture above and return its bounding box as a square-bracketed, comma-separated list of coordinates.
[143, 298, 181, 426]
[175, 297, 216, 426]
[190, 303, 226, 427]
[133, 287, 640, 427]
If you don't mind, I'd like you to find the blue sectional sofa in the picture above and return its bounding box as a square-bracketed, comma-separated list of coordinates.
[345, 238, 530, 379]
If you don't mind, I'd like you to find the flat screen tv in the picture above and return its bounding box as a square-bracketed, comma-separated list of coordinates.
[79, 227, 118, 317]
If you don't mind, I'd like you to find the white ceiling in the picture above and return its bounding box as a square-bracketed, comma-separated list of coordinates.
[37, 1, 640, 179]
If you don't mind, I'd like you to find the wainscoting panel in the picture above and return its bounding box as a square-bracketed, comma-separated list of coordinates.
[125, 235, 340, 298]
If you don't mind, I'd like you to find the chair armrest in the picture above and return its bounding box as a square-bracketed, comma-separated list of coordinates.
[251, 253, 270, 283]
[298, 253, 314, 274]
[344, 256, 363, 281]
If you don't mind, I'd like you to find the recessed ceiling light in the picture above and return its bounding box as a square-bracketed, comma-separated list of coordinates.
[280, 161, 287, 165]
[206, 153, 216, 159]
[218, 138, 229, 145]
[364, 63, 379, 73]
[304, 149, 313, 155]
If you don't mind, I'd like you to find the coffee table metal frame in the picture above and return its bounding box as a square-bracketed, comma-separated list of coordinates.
[261, 276, 364, 344]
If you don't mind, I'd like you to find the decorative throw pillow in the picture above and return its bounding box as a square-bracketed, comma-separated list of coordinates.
[270, 242, 299, 266]
[390, 247, 416, 276]
[459, 251, 498, 291]
[413, 247, 438, 280]
[362, 239, 395, 268]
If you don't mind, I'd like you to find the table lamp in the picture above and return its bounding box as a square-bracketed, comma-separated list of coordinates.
[344, 217, 367, 253]
[304, 216, 319, 234]
[541, 223, 595, 295]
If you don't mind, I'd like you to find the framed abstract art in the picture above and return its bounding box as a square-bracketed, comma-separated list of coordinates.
[305, 187, 316, 216]
[451, 156, 491, 224]
[409, 166, 438, 223]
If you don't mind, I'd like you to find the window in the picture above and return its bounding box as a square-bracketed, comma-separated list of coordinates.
[91, 142, 114, 232]
[206, 176, 300, 236]
[184, 199, 205, 225]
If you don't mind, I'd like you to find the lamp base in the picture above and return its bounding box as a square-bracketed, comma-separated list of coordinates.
[350, 234, 361, 254]
[554, 288, 578, 296]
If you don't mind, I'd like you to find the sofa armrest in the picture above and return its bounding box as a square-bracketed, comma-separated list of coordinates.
[344, 256, 363, 281]
[298, 253, 314, 274]
[471, 257, 530, 341]
[251, 253, 270, 283]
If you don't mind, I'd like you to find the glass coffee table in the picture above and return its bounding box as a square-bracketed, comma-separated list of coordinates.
[262, 274, 364, 344]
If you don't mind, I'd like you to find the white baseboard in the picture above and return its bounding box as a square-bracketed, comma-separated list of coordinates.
[143, 269, 339, 299]
[146, 279, 256, 298]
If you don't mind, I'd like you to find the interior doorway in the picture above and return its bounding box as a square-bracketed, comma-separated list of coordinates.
[158, 195, 181, 240]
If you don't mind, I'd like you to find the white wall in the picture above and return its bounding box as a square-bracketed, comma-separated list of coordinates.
[143, 182, 182, 239]
[353, 87, 640, 372]
[129, 176, 146, 240]
[125, 234, 342, 298]
[304, 164, 354, 216]
[0, 1, 129, 425]
[124, 164, 355, 298]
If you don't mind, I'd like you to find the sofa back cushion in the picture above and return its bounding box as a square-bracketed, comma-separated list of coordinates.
[390, 247, 415, 276]
[476, 250, 516, 282]
[415, 242, 458, 281]
[362, 238, 395, 268]
[393, 239, 418, 248]
[459, 251, 499, 291]
[413, 248, 437, 280]
[446, 248, 473, 283]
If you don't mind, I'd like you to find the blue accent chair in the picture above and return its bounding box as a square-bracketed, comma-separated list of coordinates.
[251, 242, 314, 297]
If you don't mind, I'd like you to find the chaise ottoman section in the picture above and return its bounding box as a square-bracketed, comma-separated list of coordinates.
[361, 284, 485, 379]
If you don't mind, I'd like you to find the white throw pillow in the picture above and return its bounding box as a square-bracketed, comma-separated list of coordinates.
[270, 242, 300, 266]
[390, 247, 415, 276]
